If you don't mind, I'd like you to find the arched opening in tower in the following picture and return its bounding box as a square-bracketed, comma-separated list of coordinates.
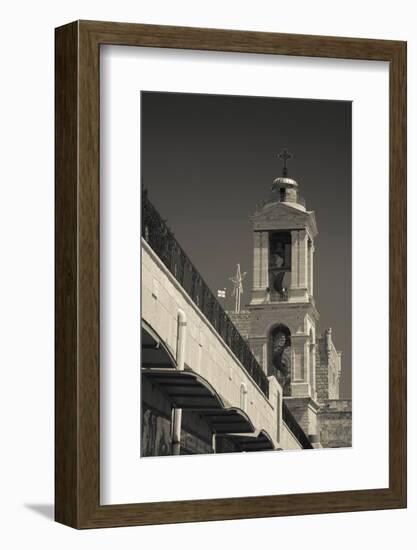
[270, 324, 292, 396]
[269, 231, 291, 301]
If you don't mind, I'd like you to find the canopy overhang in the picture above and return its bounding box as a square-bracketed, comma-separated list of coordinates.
[142, 368, 257, 435]
[142, 368, 225, 410]
[141, 324, 275, 451]
[221, 429, 275, 451]
[141, 322, 177, 369]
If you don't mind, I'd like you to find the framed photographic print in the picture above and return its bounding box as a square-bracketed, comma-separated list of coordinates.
[55, 20, 406, 528]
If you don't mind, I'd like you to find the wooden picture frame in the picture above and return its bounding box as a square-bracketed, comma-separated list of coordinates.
[55, 20, 407, 528]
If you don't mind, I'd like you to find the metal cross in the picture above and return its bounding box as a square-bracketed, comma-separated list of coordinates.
[229, 263, 247, 314]
[278, 148, 292, 176]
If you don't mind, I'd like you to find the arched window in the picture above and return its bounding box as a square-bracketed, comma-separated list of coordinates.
[269, 324, 291, 396]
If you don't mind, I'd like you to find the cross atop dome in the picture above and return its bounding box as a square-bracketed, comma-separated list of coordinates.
[278, 148, 293, 177]
[270, 148, 306, 211]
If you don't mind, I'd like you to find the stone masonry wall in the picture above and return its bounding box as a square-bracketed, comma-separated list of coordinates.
[318, 399, 352, 448]
[227, 310, 251, 339]
[316, 331, 341, 401]
[316, 337, 329, 401]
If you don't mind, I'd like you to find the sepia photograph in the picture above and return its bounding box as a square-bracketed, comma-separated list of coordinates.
[140, 90, 352, 457]
[51, 15, 406, 533]
[0, 0, 409, 542]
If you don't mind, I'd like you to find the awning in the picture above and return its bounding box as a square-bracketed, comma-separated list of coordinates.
[200, 408, 255, 434]
[142, 368, 225, 410]
[141, 327, 275, 448]
[142, 368, 255, 434]
[222, 429, 275, 451]
[141, 323, 176, 369]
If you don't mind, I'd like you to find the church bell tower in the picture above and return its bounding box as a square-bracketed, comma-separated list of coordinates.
[247, 149, 320, 444]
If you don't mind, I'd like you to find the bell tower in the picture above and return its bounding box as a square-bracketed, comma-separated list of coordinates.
[247, 149, 320, 445]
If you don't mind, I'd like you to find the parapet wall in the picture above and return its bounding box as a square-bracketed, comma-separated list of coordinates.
[318, 399, 352, 448]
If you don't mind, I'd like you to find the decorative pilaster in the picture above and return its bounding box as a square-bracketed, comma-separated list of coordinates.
[250, 231, 269, 304]
[298, 230, 308, 289]
[291, 334, 309, 383]
[290, 230, 309, 301]
[309, 342, 317, 400]
[290, 230, 299, 288]
[309, 241, 314, 296]
[252, 231, 269, 290]
[253, 232, 261, 288]
[260, 232, 269, 289]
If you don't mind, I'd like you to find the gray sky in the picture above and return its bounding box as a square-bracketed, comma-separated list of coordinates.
[141, 91, 352, 398]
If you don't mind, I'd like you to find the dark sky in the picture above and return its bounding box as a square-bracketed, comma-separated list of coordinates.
[141, 91, 352, 398]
